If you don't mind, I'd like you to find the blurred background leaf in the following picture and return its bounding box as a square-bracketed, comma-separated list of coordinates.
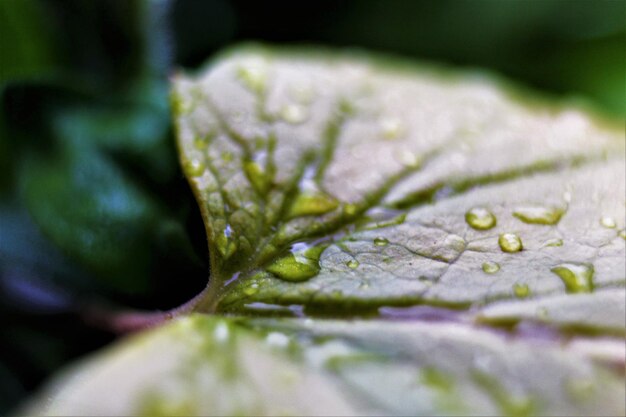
[0, 0, 624, 413]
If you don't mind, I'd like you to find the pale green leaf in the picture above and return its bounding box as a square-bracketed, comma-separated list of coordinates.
[172, 46, 624, 331]
[19, 315, 625, 416]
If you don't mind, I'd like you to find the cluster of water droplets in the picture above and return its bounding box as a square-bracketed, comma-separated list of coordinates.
[463, 199, 610, 296]
[264, 241, 326, 282]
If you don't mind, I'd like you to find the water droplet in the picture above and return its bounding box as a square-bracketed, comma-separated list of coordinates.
[359, 281, 370, 290]
[482, 261, 500, 274]
[379, 117, 404, 140]
[499, 233, 523, 253]
[600, 216, 616, 229]
[513, 205, 564, 225]
[360, 207, 407, 230]
[444, 234, 466, 252]
[243, 283, 259, 295]
[374, 237, 389, 246]
[551, 262, 594, 293]
[542, 238, 563, 247]
[465, 207, 496, 230]
[346, 259, 359, 269]
[513, 283, 530, 298]
[619, 229, 626, 240]
[183, 159, 205, 177]
[280, 104, 307, 124]
[266, 243, 324, 282]
[287, 192, 339, 218]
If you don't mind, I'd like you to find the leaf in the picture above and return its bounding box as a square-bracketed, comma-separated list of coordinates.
[0, 0, 58, 85]
[4, 2, 201, 295]
[171, 45, 624, 331]
[19, 45, 626, 416]
[0, 0, 60, 194]
[19, 314, 625, 416]
[21, 144, 165, 292]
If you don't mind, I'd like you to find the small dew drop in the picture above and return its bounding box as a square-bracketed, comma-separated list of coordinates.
[280, 104, 307, 124]
[465, 207, 496, 230]
[373, 237, 389, 246]
[619, 229, 626, 240]
[542, 238, 563, 247]
[550, 262, 594, 293]
[498, 233, 523, 253]
[266, 243, 324, 282]
[243, 283, 259, 296]
[482, 261, 500, 274]
[444, 234, 466, 253]
[184, 159, 205, 177]
[346, 259, 359, 269]
[513, 283, 530, 298]
[359, 281, 370, 290]
[600, 216, 616, 229]
[513, 205, 564, 225]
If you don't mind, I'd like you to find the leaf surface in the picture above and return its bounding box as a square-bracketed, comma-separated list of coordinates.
[20, 314, 625, 416]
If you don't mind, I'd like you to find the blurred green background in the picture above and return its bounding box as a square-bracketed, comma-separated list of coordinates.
[0, 0, 624, 413]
